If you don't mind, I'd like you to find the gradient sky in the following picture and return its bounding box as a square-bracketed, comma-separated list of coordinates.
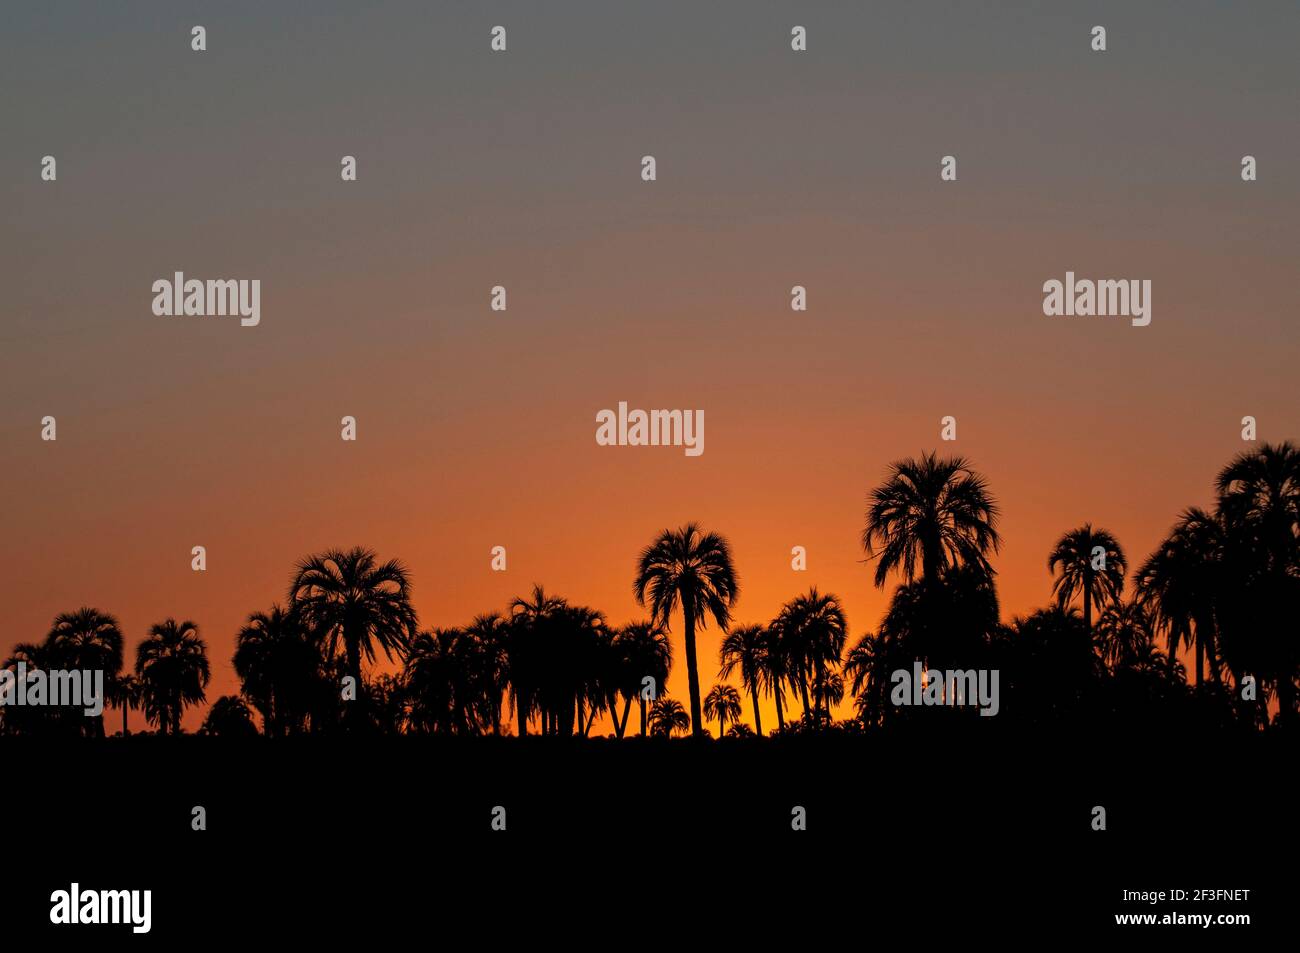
[3, 1, 1298, 731]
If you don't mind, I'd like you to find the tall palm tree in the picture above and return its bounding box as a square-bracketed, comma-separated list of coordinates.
[405, 628, 471, 734]
[1214, 442, 1300, 722]
[718, 624, 768, 736]
[1095, 598, 1157, 671]
[464, 613, 511, 735]
[561, 604, 610, 737]
[771, 588, 847, 721]
[135, 619, 210, 735]
[289, 547, 418, 724]
[843, 630, 893, 728]
[811, 670, 845, 720]
[234, 604, 319, 736]
[618, 621, 673, 736]
[703, 683, 742, 738]
[1136, 508, 1224, 685]
[863, 451, 1000, 588]
[2, 640, 64, 736]
[1048, 524, 1126, 636]
[507, 585, 568, 736]
[46, 607, 124, 737]
[113, 674, 143, 736]
[635, 523, 739, 738]
[648, 697, 690, 737]
[1216, 441, 1300, 573]
[758, 624, 790, 731]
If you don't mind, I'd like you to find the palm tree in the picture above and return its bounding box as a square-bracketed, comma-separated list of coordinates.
[635, 523, 739, 738]
[844, 630, 893, 728]
[1216, 441, 1300, 573]
[1136, 508, 1224, 685]
[1095, 598, 1157, 671]
[862, 451, 1000, 588]
[2, 640, 65, 736]
[507, 585, 568, 736]
[113, 674, 143, 736]
[703, 683, 742, 738]
[405, 628, 471, 734]
[1214, 442, 1300, 722]
[200, 695, 259, 737]
[464, 613, 510, 735]
[758, 624, 790, 731]
[561, 604, 610, 737]
[718, 624, 768, 736]
[135, 619, 210, 735]
[811, 670, 844, 720]
[648, 697, 690, 737]
[1048, 524, 1126, 636]
[234, 605, 319, 736]
[46, 607, 124, 737]
[618, 621, 672, 736]
[289, 547, 418, 724]
[771, 588, 847, 721]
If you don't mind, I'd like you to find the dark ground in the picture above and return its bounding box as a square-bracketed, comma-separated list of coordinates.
[4, 729, 1294, 943]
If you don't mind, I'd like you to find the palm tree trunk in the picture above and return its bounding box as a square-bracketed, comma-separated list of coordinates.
[751, 689, 763, 737]
[639, 697, 647, 736]
[1083, 588, 1092, 637]
[123, 702, 128, 737]
[683, 611, 703, 738]
[774, 689, 785, 731]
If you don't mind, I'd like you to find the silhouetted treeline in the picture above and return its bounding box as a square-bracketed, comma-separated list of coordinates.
[4, 443, 1296, 738]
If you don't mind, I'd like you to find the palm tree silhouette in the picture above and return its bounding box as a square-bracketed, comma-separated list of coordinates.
[703, 683, 742, 738]
[405, 628, 470, 734]
[1095, 598, 1158, 671]
[200, 695, 259, 737]
[862, 451, 1000, 588]
[1213, 442, 1300, 722]
[2, 640, 67, 735]
[617, 621, 672, 736]
[289, 547, 417, 727]
[1048, 524, 1126, 636]
[771, 588, 847, 721]
[135, 619, 210, 735]
[844, 629, 894, 728]
[635, 523, 739, 738]
[46, 607, 123, 737]
[464, 613, 510, 735]
[648, 697, 690, 737]
[112, 673, 143, 736]
[758, 624, 790, 731]
[718, 623, 768, 736]
[1137, 509, 1224, 685]
[506, 585, 567, 736]
[811, 669, 844, 720]
[234, 605, 319, 736]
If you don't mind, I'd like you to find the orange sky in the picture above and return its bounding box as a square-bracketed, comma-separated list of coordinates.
[4, 3, 1298, 732]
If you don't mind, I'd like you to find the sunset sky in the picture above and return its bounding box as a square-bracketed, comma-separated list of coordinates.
[4, 2, 1298, 731]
